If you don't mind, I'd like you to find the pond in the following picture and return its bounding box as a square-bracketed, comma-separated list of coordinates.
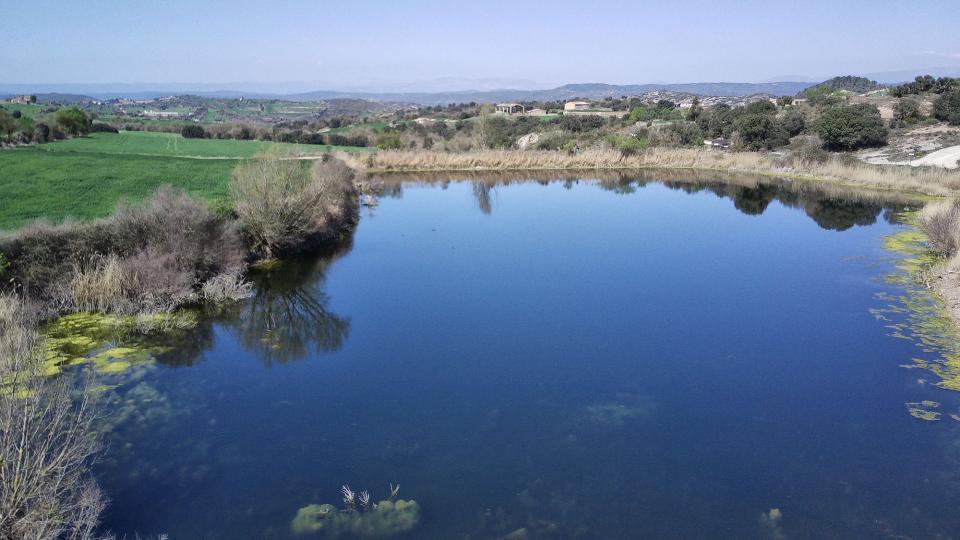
[88, 172, 960, 539]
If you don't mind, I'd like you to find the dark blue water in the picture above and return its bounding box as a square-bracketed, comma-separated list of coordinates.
[94, 176, 960, 539]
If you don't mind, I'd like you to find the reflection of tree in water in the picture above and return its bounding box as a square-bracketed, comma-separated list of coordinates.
[473, 182, 495, 214]
[660, 179, 902, 231]
[801, 198, 883, 231]
[730, 184, 779, 215]
[229, 241, 352, 365]
[597, 177, 639, 194]
[151, 317, 216, 367]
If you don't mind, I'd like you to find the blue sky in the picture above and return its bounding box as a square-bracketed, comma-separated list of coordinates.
[2, 0, 959, 90]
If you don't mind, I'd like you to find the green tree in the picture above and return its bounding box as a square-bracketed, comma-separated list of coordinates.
[733, 114, 789, 150]
[686, 97, 703, 121]
[0, 109, 15, 140]
[744, 100, 777, 116]
[933, 91, 960, 125]
[780, 110, 806, 137]
[181, 124, 207, 139]
[777, 96, 795, 107]
[54, 107, 89, 136]
[375, 131, 403, 150]
[892, 98, 923, 127]
[814, 104, 888, 151]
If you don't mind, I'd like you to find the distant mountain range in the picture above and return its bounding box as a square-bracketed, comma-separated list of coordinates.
[0, 81, 817, 105]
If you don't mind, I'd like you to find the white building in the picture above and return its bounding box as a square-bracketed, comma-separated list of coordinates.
[564, 101, 591, 112]
[495, 103, 525, 115]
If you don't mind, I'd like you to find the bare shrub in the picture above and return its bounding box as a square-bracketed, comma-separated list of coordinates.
[1, 187, 244, 314]
[0, 295, 106, 540]
[112, 186, 244, 281]
[231, 155, 358, 258]
[119, 247, 198, 312]
[788, 135, 829, 164]
[919, 201, 960, 256]
[201, 270, 253, 303]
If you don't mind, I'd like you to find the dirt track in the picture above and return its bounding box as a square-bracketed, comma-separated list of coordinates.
[911, 145, 960, 169]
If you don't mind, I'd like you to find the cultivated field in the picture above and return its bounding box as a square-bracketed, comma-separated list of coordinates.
[0, 131, 372, 229]
[34, 131, 373, 159]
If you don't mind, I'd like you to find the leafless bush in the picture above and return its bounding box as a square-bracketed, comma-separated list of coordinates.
[1, 187, 245, 314]
[201, 270, 253, 303]
[231, 155, 358, 259]
[119, 247, 198, 312]
[0, 294, 107, 540]
[919, 201, 960, 256]
[788, 134, 829, 165]
[112, 186, 244, 280]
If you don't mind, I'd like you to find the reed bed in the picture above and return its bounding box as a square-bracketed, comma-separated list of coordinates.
[341, 148, 960, 197]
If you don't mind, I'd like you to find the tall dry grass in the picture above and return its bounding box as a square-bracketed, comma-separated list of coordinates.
[67, 254, 127, 313]
[340, 148, 960, 197]
[919, 201, 960, 256]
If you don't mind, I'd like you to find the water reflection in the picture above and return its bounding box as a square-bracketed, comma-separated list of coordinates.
[368, 170, 921, 231]
[228, 241, 353, 365]
[472, 182, 495, 214]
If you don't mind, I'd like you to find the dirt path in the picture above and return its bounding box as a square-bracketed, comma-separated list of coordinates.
[911, 145, 960, 169]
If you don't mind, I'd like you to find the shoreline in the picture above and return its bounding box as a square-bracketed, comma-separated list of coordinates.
[341, 148, 960, 199]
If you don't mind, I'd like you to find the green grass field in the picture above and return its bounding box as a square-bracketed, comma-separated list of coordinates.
[0, 131, 375, 230]
[36, 131, 373, 159]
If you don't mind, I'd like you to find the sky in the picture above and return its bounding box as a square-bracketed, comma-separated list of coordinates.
[2, 0, 960, 91]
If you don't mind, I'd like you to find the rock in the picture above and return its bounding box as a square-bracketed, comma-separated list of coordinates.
[516, 133, 540, 151]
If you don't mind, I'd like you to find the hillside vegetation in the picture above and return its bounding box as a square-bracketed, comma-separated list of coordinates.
[802, 76, 885, 97]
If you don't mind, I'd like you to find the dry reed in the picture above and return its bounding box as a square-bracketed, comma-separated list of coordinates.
[339, 148, 960, 197]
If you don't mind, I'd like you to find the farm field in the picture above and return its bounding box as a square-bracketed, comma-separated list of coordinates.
[0, 131, 373, 229]
[35, 131, 373, 159]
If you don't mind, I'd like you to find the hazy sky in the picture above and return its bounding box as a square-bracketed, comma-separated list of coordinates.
[2, 0, 959, 90]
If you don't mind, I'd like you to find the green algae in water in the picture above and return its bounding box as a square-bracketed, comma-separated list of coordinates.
[38, 311, 197, 376]
[291, 500, 421, 538]
[877, 217, 960, 415]
[906, 401, 942, 421]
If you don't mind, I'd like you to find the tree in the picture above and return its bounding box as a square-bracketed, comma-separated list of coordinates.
[686, 97, 703, 121]
[780, 110, 806, 137]
[472, 104, 496, 148]
[34, 122, 51, 143]
[815, 104, 888, 151]
[54, 107, 89, 136]
[733, 114, 789, 150]
[375, 131, 402, 150]
[181, 124, 207, 138]
[0, 109, 15, 141]
[777, 96, 795, 107]
[744, 100, 777, 116]
[892, 98, 923, 127]
[933, 91, 960, 125]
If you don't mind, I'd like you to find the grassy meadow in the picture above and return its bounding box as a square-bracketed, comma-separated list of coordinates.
[0, 131, 374, 229]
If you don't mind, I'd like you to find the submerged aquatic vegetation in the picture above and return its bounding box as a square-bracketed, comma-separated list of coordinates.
[292, 484, 418, 538]
[291, 499, 420, 538]
[906, 401, 942, 421]
[37, 311, 197, 376]
[876, 218, 960, 395]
